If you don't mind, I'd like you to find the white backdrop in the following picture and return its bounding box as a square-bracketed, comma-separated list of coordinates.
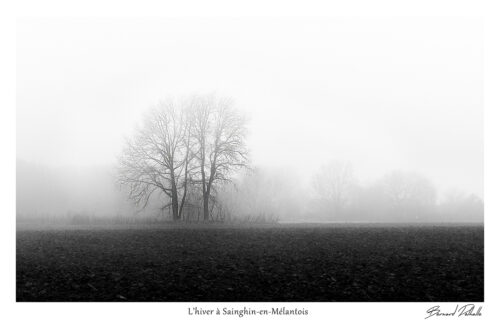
[2, 1, 498, 333]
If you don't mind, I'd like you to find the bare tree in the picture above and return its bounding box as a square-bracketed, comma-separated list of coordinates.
[377, 170, 437, 221]
[190, 95, 249, 221]
[312, 160, 356, 220]
[117, 99, 194, 221]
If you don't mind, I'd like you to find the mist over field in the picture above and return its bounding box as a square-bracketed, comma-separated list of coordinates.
[17, 17, 483, 224]
[16, 159, 483, 224]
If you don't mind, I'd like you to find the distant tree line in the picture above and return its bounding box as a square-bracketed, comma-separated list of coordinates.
[217, 163, 483, 223]
[310, 161, 483, 222]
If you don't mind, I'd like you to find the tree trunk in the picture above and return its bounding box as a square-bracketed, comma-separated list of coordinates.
[201, 150, 209, 222]
[170, 168, 179, 221]
[171, 191, 179, 221]
[203, 191, 210, 222]
[203, 168, 215, 222]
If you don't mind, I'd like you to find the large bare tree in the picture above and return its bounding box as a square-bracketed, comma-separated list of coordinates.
[117, 99, 194, 221]
[190, 95, 249, 221]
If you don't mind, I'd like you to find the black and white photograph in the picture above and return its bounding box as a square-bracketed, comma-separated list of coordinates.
[15, 16, 484, 302]
[3, 2, 500, 332]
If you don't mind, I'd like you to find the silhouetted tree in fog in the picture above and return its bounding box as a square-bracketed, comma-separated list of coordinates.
[190, 95, 249, 221]
[118, 94, 249, 222]
[117, 99, 194, 221]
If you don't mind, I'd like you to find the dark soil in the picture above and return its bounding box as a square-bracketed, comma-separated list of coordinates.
[16, 224, 483, 302]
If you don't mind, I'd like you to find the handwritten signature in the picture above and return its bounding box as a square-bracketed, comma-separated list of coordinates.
[425, 304, 482, 319]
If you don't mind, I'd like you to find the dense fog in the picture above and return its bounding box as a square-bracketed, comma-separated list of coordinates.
[17, 159, 483, 223]
[17, 18, 483, 224]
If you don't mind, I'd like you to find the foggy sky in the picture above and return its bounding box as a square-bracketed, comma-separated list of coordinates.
[17, 17, 483, 197]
